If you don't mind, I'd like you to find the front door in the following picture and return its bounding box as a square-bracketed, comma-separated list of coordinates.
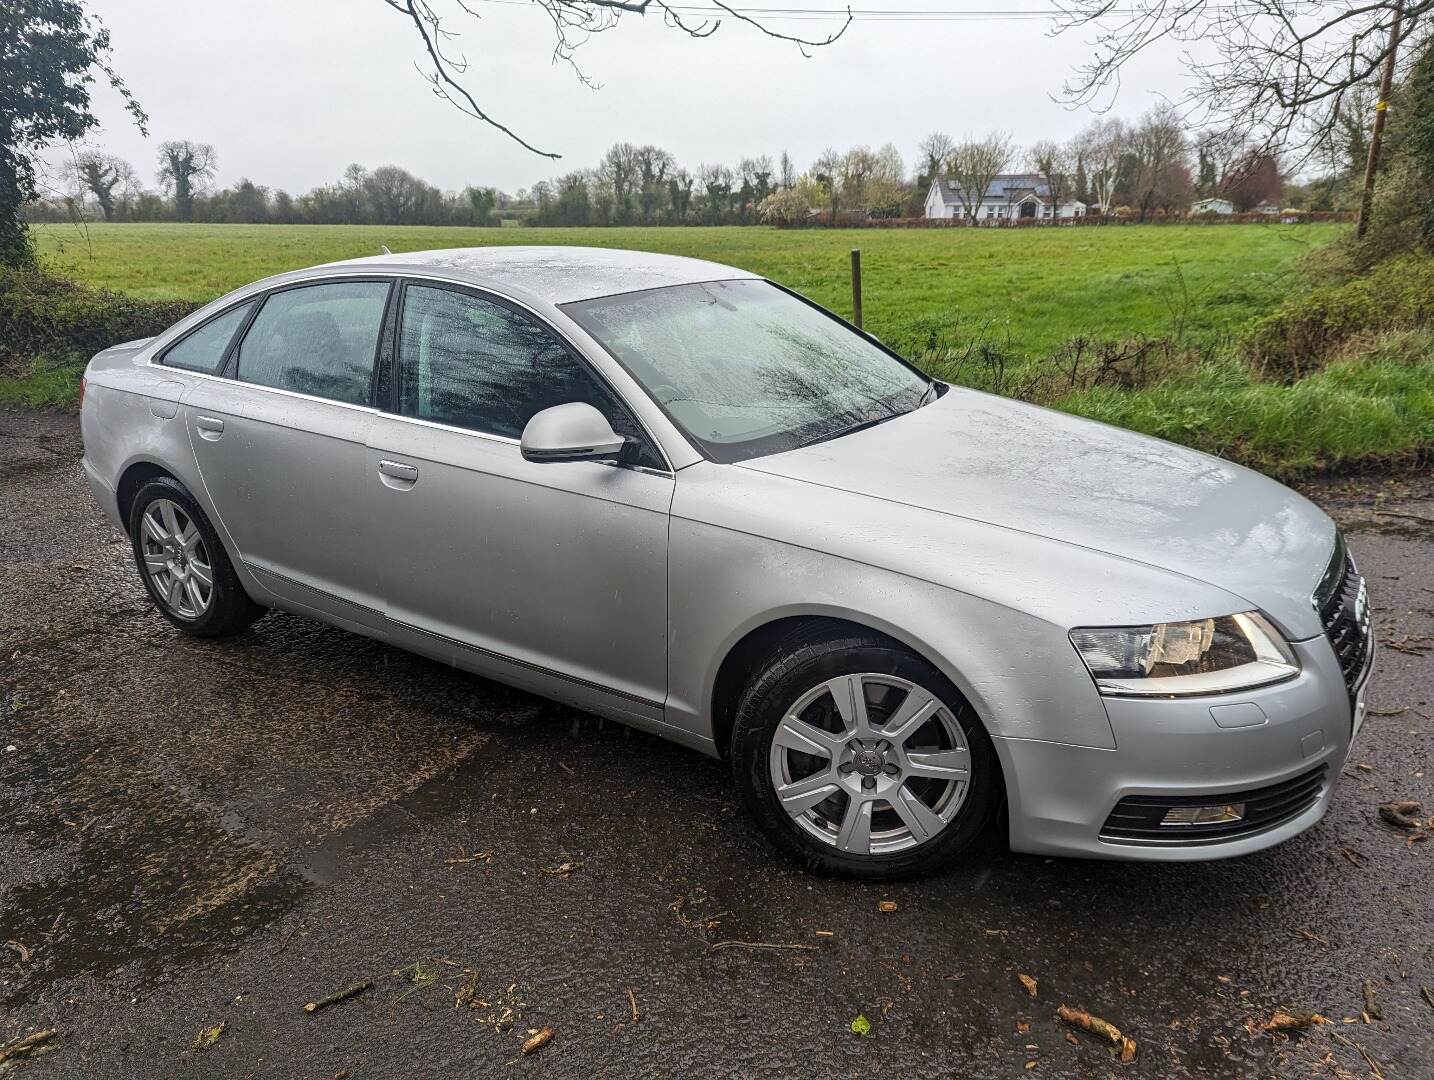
[367, 282, 673, 721]
[185, 279, 392, 628]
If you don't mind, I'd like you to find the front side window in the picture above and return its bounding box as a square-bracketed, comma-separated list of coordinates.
[235, 281, 390, 406]
[161, 301, 255, 373]
[396, 284, 659, 467]
[563, 279, 931, 463]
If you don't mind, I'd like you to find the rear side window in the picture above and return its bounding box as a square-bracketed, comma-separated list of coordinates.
[396, 284, 661, 468]
[161, 302, 254, 373]
[235, 281, 390, 406]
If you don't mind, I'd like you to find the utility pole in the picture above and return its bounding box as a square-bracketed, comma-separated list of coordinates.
[1357, 0, 1405, 239]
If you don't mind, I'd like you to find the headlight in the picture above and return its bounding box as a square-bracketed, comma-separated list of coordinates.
[1069, 612, 1298, 697]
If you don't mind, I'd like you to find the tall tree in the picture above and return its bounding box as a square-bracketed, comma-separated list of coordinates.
[1129, 106, 1189, 220]
[946, 132, 1014, 221]
[916, 131, 955, 187]
[811, 147, 844, 225]
[1075, 117, 1127, 217]
[0, 0, 145, 266]
[72, 150, 135, 221]
[157, 141, 215, 222]
[1029, 139, 1074, 216]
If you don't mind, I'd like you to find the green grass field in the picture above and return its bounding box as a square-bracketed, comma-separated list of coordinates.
[34, 221, 1340, 359]
[20, 220, 1433, 476]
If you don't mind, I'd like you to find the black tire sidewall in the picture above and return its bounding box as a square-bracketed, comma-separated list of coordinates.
[732, 638, 1000, 880]
[128, 477, 259, 637]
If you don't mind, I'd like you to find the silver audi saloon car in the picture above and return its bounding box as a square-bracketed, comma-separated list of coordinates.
[80, 246, 1375, 879]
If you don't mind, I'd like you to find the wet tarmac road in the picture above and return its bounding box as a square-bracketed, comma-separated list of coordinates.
[1, 408, 1431, 1079]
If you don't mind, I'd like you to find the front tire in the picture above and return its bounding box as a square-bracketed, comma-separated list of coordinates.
[731, 632, 999, 880]
[128, 476, 263, 638]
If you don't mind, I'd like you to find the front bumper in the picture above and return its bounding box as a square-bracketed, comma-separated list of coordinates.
[997, 636, 1371, 860]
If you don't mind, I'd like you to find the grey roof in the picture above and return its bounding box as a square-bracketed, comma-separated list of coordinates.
[323, 246, 757, 305]
[933, 174, 1076, 205]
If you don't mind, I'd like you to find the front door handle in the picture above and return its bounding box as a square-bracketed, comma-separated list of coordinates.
[194, 415, 225, 440]
[378, 459, 419, 488]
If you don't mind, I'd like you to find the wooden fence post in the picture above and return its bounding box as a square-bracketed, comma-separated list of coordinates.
[850, 248, 863, 330]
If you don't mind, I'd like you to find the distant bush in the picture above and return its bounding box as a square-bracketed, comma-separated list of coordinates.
[0, 267, 198, 407]
[1241, 255, 1434, 380]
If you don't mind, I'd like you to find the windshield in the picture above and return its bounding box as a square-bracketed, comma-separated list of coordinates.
[563, 279, 932, 463]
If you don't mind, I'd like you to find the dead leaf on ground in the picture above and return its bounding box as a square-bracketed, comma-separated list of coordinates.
[1378, 800, 1423, 830]
[1016, 1019, 1031, 1034]
[1255, 1008, 1331, 1033]
[878, 900, 898, 913]
[192, 1022, 225, 1052]
[1018, 973, 1038, 998]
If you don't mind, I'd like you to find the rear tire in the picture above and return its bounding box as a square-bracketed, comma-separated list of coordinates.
[128, 476, 263, 638]
[731, 630, 998, 880]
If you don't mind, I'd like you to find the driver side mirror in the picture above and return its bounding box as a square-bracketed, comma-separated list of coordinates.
[520, 402, 630, 464]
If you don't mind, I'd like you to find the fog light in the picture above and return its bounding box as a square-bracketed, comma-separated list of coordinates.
[1161, 803, 1245, 826]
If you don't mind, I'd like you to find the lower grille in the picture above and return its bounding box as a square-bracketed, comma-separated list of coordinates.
[1100, 765, 1328, 844]
[1313, 536, 1371, 703]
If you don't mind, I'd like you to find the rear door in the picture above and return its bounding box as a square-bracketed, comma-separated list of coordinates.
[366, 281, 674, 719]
[184, 278, 393, 628]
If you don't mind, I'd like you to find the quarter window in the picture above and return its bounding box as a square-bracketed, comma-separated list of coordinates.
[161, 301, 255, 373]
[235, 282, 390, 406]
[396, 284, 657, 465]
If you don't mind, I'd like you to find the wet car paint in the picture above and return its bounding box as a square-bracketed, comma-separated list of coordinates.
[3, 410, 1432, 1079]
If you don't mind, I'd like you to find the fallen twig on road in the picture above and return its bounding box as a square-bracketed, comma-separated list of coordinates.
[1374, 509, 1434, 527]
[4, 940, 30, 963]
[520, 1027, 554, 1055]
[1297, 929, 1330, 947]
[445, 850, 492, 866]
[304, 980, 373, 1013]
[705, 940, 820, 954]
[627, 987, 639, 1023]
[0, 1029, 58, 1067]
[1331, 1030, 1385, 1079]
[1057, 1004, 1136, 1062]
[541, 860, 583, 877]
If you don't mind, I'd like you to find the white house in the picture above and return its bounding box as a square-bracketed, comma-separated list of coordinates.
[924, 174, 1087, 221]
[1190, 197, 1235, 215]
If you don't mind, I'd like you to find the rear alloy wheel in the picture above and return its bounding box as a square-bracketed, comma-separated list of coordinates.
[128, 476, 263, 638]
[139, 498, 214, 619]
[732, 635, 998, 879]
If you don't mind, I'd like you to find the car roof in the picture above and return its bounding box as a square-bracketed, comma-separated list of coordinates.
[323, 245, 759, 305]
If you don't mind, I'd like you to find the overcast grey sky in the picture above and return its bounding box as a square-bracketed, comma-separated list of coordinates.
[66, 1, 1198, 195]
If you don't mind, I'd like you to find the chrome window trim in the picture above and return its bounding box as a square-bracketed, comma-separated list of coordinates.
[147, 268, 676, 474]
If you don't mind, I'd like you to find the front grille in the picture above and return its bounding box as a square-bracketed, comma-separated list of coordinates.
[1100, 765, 1328, 844]
[1313, 534, 1371, 703]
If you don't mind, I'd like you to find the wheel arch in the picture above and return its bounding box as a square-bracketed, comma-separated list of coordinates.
[709, 611, 997, 763]
[116, 459, 181, 528]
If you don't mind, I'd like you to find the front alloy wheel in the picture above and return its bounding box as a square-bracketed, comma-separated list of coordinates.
[770, 674, 971, 856]
[732, 632, 998, 880]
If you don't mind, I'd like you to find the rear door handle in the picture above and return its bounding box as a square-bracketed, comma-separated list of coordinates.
[378, 459, 419, 487]
[194, 415, 225, 440]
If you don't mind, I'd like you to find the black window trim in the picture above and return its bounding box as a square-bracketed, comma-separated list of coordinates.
[218, 275, 396, 409]
[389, 276, 672, 474]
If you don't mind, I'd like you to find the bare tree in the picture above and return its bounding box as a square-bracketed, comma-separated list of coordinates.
[778, 150, 795, 190]
[1029, 139, 1074, 217]
[156, 140, 215, 221]
[916, 130, 956, 184]
[946, 132, 1014, 221]
[383, 0, 852, 158]
[1129, 106, 1189, 219]
[811, 147, 844, 225]
[1074, 117, 1127, 217]
[72, 151, 135, 221]
[1052, 1, 1432, 160]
